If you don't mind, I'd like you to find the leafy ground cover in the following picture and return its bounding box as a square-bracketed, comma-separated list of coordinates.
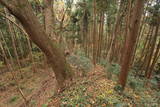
[0, 62, 56, 107]
[48, 65, 160, 107]
[0, 55, 159, 107]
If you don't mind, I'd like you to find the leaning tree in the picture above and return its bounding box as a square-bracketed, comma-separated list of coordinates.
[0, 0, 73, 91]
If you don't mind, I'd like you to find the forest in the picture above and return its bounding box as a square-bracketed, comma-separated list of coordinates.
[0, 0, 159, 106]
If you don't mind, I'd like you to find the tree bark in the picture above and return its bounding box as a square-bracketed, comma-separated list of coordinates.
[0, 0, 73, 90]
[119, 0, 144, 89]
[145, 24, 159, 77]
[147, 39, 160, 79]
[44, 0, 55, 38]
[92, 0, 97, 65]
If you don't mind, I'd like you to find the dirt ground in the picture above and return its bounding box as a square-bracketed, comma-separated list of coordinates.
[0, 64, 57, 107]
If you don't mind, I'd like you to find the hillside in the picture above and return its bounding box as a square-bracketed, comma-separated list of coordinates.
[1, 63, 159, 107]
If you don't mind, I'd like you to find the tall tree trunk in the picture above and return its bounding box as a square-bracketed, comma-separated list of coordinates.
[131, 14, 146, 66]
[108, 0, 125, 62]
[82, 7, 89, 55]
[147, 39, 160, 79]
[138, 25, 153, 72]
[120, 0, 132, 64]
[43, 0, 55, 70]
[131, 2, 149, 66]
[92, 0, 97, 65]
[44, 0, 55, 38]
[140, 26, 154, 71]
[97, 12, 104, 62]
[145, 24, 159, 77]
[119, 0, 144, 89]
[0, 0, 73, 90]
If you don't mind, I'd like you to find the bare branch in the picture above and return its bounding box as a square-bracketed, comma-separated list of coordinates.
[0, 13, 28, 36]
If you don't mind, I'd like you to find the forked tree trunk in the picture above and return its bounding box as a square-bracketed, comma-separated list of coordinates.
[0, 0, 73, 90]
[119, 0, 144, 89]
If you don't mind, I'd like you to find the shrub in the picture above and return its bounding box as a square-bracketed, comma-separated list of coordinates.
[99, 59, 108, 67]
[128, 75, 145, 91]
[67, 54, 93, 73]
[103, 63, 120, 80]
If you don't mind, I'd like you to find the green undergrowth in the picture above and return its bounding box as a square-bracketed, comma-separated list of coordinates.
[67, 50, 94, 73]
[49, 63, 160, 107]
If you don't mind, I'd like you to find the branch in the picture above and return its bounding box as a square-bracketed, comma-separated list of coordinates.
[0, 13, 28, 37]
[0, 0, 14, 11]
[0, 0, 18, 17]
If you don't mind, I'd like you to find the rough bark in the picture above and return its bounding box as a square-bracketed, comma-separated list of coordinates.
[0, 0, 73, 90]
[44, 0, 55, 38]
[119, 0, 144, 89]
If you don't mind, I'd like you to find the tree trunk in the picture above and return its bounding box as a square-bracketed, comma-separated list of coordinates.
[0, 0, 73, 90]
[145, 25, 159, 77]
[120, 0, 132, 64]
[97, 12, 104, 62]
[140, 26, 154, 71]
[44, 0, 55, 38]
[82, 7, 89, 55]
[108, 0, 125, 63]
[92, 0, 97, 65]
[119, 0, 144, 89]
[147, 39, 160, 79]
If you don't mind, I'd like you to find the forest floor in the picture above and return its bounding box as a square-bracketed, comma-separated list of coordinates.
[0, 64, 159, 107]
[0, 63, 57, 107]
[48, 65, 160, 107]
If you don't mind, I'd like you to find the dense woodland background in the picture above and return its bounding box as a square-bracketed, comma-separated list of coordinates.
[0, 0, 160, 106]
